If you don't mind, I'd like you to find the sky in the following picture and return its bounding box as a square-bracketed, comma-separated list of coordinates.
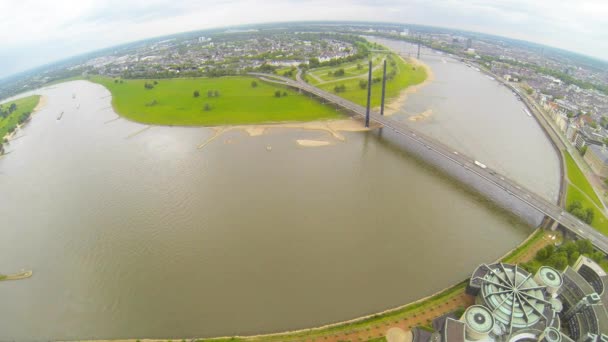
[1, 0, 607, 79]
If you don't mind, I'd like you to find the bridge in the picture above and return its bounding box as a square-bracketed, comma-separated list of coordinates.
[249, 71, 608, 255]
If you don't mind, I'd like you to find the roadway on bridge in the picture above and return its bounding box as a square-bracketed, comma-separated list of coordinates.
[249, 71, 608, 255]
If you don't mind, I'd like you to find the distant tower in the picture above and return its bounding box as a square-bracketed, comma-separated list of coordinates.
[466, 38, 473, 49]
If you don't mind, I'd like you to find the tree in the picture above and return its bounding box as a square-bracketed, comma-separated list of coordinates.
[193, 90, 200, 98]
[359, 80, 368, 89]
[333, 84, 346, 93]
[357, 63, 363, 70]
[282, 91, 287, 97]
[251, 81, 258, 88]
[203, 103, 211, 111]
[308, 58, 320, 68]
[579, 145, 588, 156]
[585, 208, 595, 224]
[567, 200, 582, 212]
[9, 103, 17, 113]
[274, 90, 282, 98]
[207, 90, 213, 98]
[153, 80, 158, 85]
[214, 90, 220, 97]
[576, 239, 594, 255]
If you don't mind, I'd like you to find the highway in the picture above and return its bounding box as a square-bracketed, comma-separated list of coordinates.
[249, 71, 608, 255]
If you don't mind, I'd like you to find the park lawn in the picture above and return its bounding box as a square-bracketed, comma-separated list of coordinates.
[565, 153, 603, 207]
[564, 153, 608, 235]
[90, 76, 342, 126]
[0, 95, 40, 139]
[309, 59, 376, 82]
[274, 67, 297, 80]
[310, 55, 427, 108]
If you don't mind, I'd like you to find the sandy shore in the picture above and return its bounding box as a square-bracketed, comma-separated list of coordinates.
[194, 117, 381, 150]
[383, 57, 435, 116]
[2, 95, 47, 143]
[33, 95, 47, 112]
[408, 109, 433, 122]
[297, 139, 332, 147]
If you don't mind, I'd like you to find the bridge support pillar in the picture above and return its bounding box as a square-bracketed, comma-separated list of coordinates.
[365, 60, 372, 128]
[549, 219, 560, 231]
[380, 59, 387, 116]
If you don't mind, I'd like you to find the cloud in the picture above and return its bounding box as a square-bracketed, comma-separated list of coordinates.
[0, 0, 607, 78]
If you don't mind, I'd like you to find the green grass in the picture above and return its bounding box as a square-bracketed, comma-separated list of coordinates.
[90, 76, 342, 126]
[274, 67, 297, 80]
[565, 153, 603, 207]
[564, 153, 608, 235]
[501, 229, 546, 264]
[307, 55, 427, 108]
[0, 95, 40, 140]
[309, 60, 372, 81]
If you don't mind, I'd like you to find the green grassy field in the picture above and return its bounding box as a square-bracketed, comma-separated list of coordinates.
[564, 153, 608, 235]
[0, 95, 40, 140]
[274, 67, 297, 80]
[90, 76, 342, 126]
[306, 55, 427, 108]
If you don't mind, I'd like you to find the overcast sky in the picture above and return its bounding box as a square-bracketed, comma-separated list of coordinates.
[1, 0, 607, 79]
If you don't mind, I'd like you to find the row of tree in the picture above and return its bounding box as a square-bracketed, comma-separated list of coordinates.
[193, 90, 220, 98]
[521, 238, 607, 273]
[328, 69, 345, 77]
[0, 102, 32, 155]
[0, 103, 18, 119]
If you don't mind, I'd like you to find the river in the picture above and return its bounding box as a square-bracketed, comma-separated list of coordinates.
[0, 40, 558, 340]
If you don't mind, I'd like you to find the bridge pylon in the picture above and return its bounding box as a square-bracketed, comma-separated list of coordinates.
[365, 60, 372, 128]
[380, 59, 387, 116]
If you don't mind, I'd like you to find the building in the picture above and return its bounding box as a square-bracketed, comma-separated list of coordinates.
[438, 259, 608, 342]
[584, 145, 608, 178]
[560, 256, 608, 339]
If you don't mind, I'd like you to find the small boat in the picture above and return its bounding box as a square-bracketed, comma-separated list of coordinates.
[523, 108, 532, 117]
[57, 112, 64, 120]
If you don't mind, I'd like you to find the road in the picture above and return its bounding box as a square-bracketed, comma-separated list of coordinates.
[250, 71, 608, 254]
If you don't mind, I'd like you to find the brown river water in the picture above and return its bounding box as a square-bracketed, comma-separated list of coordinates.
[0, 39, 559, 340]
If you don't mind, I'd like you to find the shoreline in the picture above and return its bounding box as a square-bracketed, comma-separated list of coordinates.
[1, 95, 46, 144]
[383, 56, 435, 116]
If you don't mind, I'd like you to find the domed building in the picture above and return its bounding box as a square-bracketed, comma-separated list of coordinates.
[439, 258, 608, 342]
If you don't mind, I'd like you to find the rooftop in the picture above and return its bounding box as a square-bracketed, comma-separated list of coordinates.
[587, 145, 608, 164]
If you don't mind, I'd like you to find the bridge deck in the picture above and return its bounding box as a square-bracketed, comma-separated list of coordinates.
[249, 71, 608, 254]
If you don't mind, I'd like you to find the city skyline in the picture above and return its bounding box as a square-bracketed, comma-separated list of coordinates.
[1, 0, 607, 79]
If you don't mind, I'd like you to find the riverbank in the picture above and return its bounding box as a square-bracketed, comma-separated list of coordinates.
[1, 95, 42, 145]
[307, 54, 428, 110]
[384, 57, 435, 116]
